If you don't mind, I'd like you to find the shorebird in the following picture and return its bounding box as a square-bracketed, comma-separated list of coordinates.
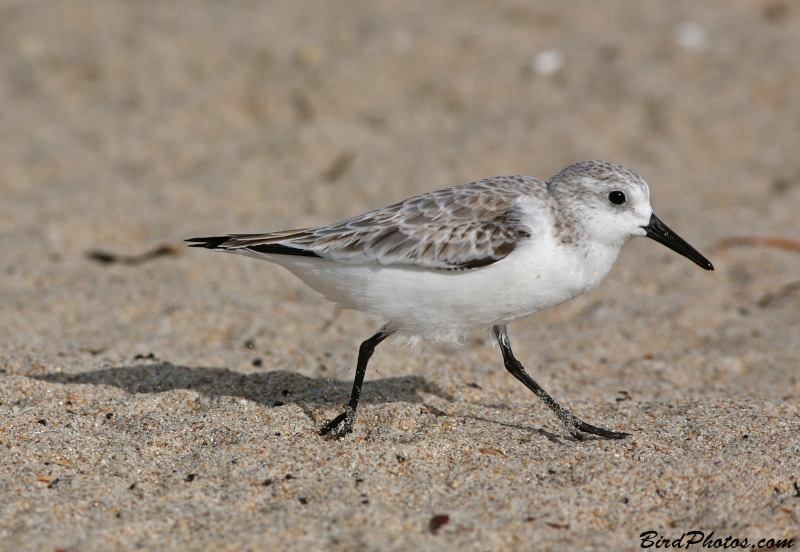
[188, 161, 713, 440]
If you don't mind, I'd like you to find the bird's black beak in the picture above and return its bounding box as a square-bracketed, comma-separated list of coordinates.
[642, 213, 713, 270]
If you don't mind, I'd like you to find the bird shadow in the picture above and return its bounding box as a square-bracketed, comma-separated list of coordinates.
[32, 362, 452, 415]
[30, 364, 601, 443]
[466, 415, 568, 443]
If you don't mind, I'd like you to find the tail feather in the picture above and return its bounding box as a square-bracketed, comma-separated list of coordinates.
[185, 236, 321, 258]
[185, 236, 232, 249]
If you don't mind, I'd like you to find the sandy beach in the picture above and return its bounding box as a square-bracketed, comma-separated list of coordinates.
[1, 1, 799, 549]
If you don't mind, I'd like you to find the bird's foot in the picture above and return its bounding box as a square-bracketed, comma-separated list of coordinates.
[319, 407, 357, 439]
[566, 417, 630, 440]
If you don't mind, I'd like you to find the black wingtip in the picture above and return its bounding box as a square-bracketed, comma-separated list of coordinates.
[247, 244, 322, 258]
[185, 236, 231, 249]
[185, 236, 322, 258]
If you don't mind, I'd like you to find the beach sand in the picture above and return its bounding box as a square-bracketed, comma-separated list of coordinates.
[1, 1, 799, 549]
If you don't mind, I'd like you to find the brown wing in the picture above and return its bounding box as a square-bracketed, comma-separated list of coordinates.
[190, 176, 542, 270]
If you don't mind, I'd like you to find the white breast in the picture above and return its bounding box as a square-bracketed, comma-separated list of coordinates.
[267, 226, 620, 343]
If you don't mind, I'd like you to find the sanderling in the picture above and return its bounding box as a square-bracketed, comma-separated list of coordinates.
[188, 160, 713, 440]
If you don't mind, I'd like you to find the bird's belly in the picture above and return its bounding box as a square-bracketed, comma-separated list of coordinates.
[363, 248, 608, 339]
[272, 243, 615, 342]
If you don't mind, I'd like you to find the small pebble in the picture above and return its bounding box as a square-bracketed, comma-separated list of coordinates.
[533, 49, 565, 76]
[675, 22, 707, 51]
[429, 514, 450, 534]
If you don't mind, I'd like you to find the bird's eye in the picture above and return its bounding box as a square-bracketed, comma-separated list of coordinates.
[608, 191, 626, 205]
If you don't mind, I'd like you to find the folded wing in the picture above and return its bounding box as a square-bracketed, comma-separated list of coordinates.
[187, 176, 539, 270]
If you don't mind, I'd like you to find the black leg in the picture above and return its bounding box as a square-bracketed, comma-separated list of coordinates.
[492, 325, 629, 440]
[320, 328, 393, 438]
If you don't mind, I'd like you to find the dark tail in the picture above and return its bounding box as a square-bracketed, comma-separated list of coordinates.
[185, 236, 232, 249]
[185, 236, 321, 258]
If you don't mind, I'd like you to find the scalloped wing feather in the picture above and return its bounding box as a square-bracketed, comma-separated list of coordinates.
[215, 176, 545, 269]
